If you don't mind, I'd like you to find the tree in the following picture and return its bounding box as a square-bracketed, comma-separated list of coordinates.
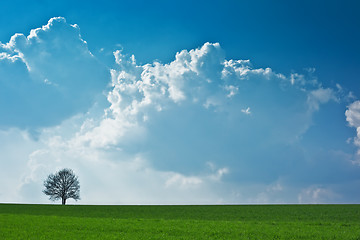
[43, 168, 80, 205]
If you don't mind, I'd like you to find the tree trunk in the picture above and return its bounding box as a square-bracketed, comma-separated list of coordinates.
[62, 198, 66, 205]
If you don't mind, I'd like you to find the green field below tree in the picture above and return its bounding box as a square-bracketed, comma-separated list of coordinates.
[1, 204, 360, 239]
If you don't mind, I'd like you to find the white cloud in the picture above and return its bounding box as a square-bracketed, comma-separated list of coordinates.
[241, 107, 251, 115]
[74, 41, 332, 150]
[224, 85, 239, 98]
[345, 101, 360, 159]
[307, 87, 338, 112]
[17, 122, 230, 204]
[165, 174, 203, 189]
[209, 167, 229, 181]
[346, 101, 360, 128]
[1, 17, 355, 204]
[298, 185, 339, 204]
[0, 128, 42, 203]
[0, 17, 109, 129]
[19, 40, 345, 203]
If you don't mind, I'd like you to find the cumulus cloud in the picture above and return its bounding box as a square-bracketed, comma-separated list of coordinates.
[0, 17, 109, 130]
[346, 101, 360, 128]
[17, 40, 345, 203]
[345, 100, 360, 159]
[1, 17, 356, 204]
[72, 41, 333, 152]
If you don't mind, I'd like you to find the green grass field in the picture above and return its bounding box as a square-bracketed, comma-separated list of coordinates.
[1, 204, 360, 239]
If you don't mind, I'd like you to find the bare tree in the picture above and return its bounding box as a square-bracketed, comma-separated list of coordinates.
[43, 168, 80, 205]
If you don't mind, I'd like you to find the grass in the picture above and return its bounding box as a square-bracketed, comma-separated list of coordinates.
[1, 204, 360, 239]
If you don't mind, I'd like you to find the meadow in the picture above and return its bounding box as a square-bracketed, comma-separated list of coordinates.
[0, 204, 360, 239]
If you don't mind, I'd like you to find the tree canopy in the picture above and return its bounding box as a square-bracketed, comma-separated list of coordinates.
[43, 168, 80, 205]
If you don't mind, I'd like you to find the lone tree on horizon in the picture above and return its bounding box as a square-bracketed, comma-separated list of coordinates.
[43, 168, 80, 205]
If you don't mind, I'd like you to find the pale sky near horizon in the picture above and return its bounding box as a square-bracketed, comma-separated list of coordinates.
[1, 0, 360, 204]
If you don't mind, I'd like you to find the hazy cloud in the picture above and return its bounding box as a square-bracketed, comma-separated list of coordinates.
[307, 87, 338, 112]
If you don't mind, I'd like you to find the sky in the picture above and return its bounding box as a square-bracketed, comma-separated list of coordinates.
[0, 0, 360, 204]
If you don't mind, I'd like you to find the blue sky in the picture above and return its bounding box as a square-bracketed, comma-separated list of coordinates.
[0, 0, 360, 204]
